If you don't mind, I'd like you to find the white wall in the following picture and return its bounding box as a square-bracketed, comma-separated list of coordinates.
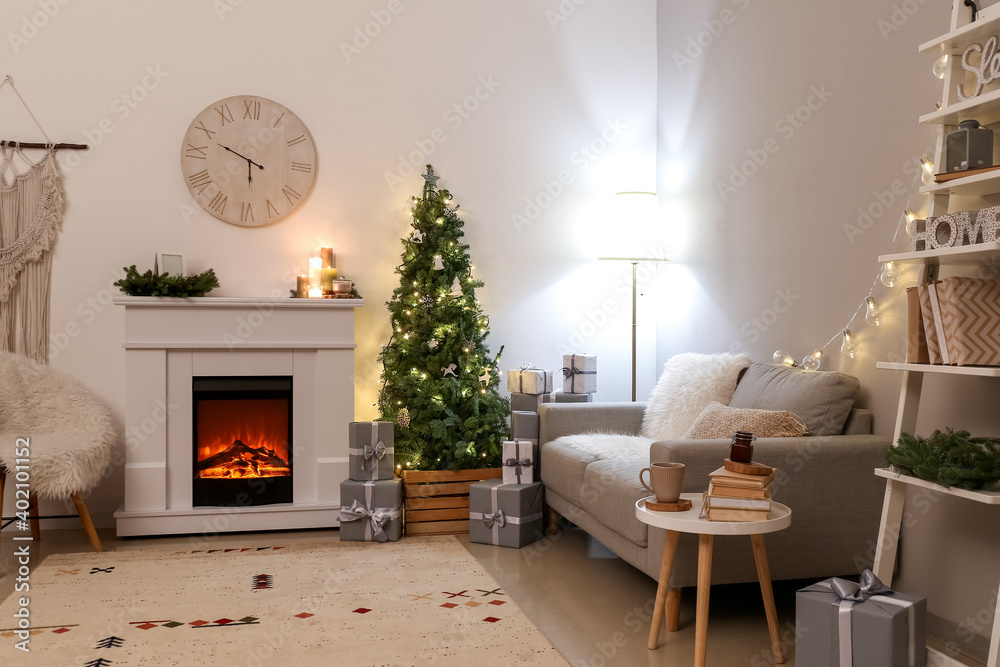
[1, 1, 657, 520]
[655, 0, 1000, 655]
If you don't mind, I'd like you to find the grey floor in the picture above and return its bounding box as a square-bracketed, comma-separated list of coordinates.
[0, 522, 802, 666]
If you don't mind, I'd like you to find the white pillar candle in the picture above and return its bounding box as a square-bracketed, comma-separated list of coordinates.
[308, 257, 322, 286]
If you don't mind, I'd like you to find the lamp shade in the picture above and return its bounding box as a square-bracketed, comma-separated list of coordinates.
[598, 191, 666, 260]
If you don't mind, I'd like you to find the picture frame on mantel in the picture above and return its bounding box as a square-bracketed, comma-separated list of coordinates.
[155, 252, 185, 277]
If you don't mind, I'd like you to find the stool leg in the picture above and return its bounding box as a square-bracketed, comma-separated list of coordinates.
[695, 533, 714, 667]
[665, 587, 682, 632]
[70, 493, 103, 553]
[0, 469, 5, 535]
[751, 533, 784, 664]
[28, 494, 40, 541]
[648, 529, 680, 649]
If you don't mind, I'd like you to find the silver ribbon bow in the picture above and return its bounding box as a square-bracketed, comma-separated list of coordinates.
[814, 569, 917, 667]
[339, 499, 398, 543]
[364, 440, 386, 466]
[481, 509, 506, 529]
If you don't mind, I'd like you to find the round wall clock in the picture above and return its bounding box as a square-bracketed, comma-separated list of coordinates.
[180, 95, 317, 226]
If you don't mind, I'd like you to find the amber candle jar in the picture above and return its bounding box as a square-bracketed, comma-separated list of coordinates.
[730, 430, 756, 463]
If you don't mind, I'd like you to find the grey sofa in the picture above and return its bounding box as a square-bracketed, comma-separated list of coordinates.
[539, 362, 890, 589]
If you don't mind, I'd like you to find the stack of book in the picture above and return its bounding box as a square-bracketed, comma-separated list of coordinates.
[703, 464, 775, 522]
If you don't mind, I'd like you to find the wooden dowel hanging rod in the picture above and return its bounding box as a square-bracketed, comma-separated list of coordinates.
[0, 140, 88, 150]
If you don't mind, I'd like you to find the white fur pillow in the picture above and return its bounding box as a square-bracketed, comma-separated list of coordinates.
[640, 352, 751, 441]
[683, 401, 808, 439]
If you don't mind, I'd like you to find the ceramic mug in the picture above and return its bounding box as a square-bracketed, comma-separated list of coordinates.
[639, 462, 685, 503]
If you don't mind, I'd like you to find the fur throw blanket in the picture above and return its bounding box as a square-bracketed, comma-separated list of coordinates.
[553, 433, 652, 460]
[0, 352, 117, 499]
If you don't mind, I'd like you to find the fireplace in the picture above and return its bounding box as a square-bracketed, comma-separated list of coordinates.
[113, 296, 363, 537]
[192, 376, 293, 507]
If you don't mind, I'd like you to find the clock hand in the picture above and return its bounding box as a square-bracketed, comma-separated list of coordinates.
[217, 143, 265, 170]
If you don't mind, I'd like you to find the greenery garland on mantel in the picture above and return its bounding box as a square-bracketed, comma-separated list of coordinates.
[115, 265, 220, 297]
[885, 429, 1000, 491]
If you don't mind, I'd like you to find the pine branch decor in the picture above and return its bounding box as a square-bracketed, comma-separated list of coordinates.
[885, 429, 1000, 490]
[115, 265, 220, 297]
[377, 165, 510, 471]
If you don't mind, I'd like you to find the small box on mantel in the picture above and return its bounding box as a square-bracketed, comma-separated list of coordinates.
[502, 440, 536, 485]
[469, 479, 544, 548]
[510, 391, 592, 413]
[339, 479, 403, 543]
[348, 421, 395, 481]
[796, 571, 926, 667]
[561, 354, 597, 393]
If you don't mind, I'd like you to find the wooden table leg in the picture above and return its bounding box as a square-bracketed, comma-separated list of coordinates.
[695, 533, 714, 667]
[665, 587, 681, 632]
[751, 533, 784, 664]
[648, 529, 680, 649]
[28, 493, 41, 541]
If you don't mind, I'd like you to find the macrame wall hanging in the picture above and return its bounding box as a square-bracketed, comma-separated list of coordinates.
[0, 75, 87, 363]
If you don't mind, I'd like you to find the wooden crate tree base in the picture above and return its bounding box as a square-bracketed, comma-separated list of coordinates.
[403, 468, 502, 536]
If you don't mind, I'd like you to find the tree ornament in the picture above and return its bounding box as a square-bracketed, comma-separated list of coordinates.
[441, 363, 458, 378]
[422, 165, 440, 186]
[421, 295, 435, 308]
[411, 229, 424, 243]
[433, 255, 444, 270]
[428, 339, 439, 350]
[397, 407, 410, 428]
[450, 277, 463, 296]
[478, 369, 491, 384]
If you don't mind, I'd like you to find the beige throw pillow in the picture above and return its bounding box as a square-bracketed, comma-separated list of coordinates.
[683, 401, 809, 439]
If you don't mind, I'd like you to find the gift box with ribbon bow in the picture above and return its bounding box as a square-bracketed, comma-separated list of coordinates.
[561, 354, 597, 394]
[348, 421, 395, 481]
[796, 569, 926, 667]
[507, 364, 554, 395]
[339, 479, 403, 542]
[510, 391, 592, 413]
[502, 440, 536, 485]
[469, 479, 544, 548]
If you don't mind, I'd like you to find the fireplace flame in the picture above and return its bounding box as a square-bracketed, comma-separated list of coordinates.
[195, 399, 290, 478]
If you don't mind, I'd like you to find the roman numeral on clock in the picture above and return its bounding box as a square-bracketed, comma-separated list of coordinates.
[209, 191, 228, 214]
[194, 121, 215, 140]
[185, 143, 208, 159]
[241, 202, 254, 223]
[286, 135, 306, 147]
[188, 169, 212, 194]
[291, 162, 312, 173]
[243, 99, 261, 120]
[266, 199, 280, 219]
[282, 185, 301, 204]
[215, 103, 234, 125]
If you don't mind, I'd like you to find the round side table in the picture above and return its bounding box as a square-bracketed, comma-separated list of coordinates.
[635, 492, 792, 666]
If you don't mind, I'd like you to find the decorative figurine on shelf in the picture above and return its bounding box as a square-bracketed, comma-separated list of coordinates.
[729, 430, 756, 463]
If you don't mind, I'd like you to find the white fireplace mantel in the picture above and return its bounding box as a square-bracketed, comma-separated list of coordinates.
[112, 296, 364, 537]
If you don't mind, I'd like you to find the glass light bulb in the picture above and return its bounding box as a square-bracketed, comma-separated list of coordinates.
[932, 54, 949, 79]
[865, 296, 884, 327]
[801, 349, 823, 372]
[772, 350, 796, 367]
[920, 157, 935, 185]
[840, 329, 859, 359]
[880, 261, 900, 288]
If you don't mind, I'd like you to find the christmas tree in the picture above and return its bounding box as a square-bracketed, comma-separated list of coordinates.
[378, 165, 509, 471]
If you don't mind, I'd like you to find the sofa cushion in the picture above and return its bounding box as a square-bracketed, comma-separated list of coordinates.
[683, 401, 808, 439]
[727, 363, 860, 436]
[640, 352, 751, 441]
[579, 460, 649, 547]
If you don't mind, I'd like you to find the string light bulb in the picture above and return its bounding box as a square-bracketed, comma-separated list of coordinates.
[920, 157, 935, 185]
[773, 350, 797, 367]
[865, 296, 884, 327]
[880, 261, 900, 287]
[840, 329, 859, 359]
[904, 208, 917, 235]
[932, 54, 949, 79]
[801, 349, 823, 372]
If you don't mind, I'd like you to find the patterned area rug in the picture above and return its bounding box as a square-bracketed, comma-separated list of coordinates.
[0, 536, 568, 666]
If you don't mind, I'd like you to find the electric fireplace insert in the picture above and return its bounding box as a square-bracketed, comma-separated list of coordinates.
[192, 376, 293, 507]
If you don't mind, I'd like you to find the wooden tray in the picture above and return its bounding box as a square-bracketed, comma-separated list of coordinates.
[723, 458, 775, 476]
[644, 498, 693, 512]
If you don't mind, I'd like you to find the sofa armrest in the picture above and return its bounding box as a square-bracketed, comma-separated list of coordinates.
[538, 402, 647, 444]
[651, 434, 890, 495]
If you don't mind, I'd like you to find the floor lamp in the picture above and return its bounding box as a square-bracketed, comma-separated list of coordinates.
[597, 191, 668, 402]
